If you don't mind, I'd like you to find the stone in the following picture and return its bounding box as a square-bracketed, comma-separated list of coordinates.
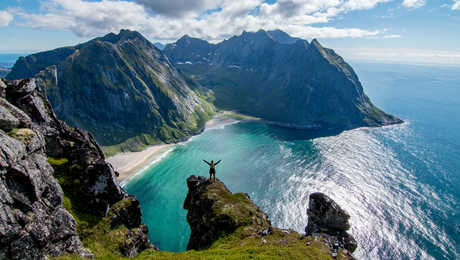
[0, 79, 153, 258]
[305, 192, 358, 255]
[184, 175, 272, 250]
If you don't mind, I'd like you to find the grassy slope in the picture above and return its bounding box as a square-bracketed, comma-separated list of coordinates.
[50, 157, 334, 259]
[101, 95, 215, 157]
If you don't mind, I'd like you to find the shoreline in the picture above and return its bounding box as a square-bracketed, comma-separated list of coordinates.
[107, 113, 240, 183]
[107, 144, 173, 182]
[107, 111, 404, 183]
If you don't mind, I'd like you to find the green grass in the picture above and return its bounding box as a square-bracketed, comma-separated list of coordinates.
[8, 128, 36, 144]
[101, 98, 215, 157]
[55, 195, 142, 260]
[219, 111, 261, 121]
[49, 156, 144, 259]
[136, 228, 332, 260]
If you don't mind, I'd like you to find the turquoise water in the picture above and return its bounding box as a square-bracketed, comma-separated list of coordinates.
[124, 63, 460, 259]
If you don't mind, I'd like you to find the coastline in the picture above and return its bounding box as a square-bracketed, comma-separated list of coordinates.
[107, 144, 173, 182]
[107, 112, 240, 183]
[107, 110, 404, 184]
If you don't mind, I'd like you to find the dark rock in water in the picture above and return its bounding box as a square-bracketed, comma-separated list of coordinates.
[305, 192, 358, 256]
[0, 78, 153, 258]
[184, 175, 272, 250]
[306, 192, 351, 232]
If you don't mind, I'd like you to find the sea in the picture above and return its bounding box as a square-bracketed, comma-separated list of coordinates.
[91, 61, 456, 259]
[0, 53, 25, 68]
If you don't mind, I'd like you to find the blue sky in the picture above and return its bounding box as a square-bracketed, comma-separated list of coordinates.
[1, 0, 459, 65]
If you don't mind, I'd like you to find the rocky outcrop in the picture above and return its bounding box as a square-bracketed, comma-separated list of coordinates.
[0, 78, 153, 258]
[7, 30, 214, 153]
[184, 176, 357, 259]
[165, 29, 402, 131]
[0, 78, 92, 259]
[305, 192, 357, 258]
[184, 176, 272, 250]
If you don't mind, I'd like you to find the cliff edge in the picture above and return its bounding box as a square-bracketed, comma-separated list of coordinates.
[182, 175, 357, 259]
[0, 78, 153, 259]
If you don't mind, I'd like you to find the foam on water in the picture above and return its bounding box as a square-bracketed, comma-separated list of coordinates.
[120, 147, 175, 187]
[124, 63, 460, 259]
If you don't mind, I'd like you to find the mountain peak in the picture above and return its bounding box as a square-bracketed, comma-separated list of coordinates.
[97, 29, 144, 44]
[267, 29, 300, 44]
[311, 38, 321, 46]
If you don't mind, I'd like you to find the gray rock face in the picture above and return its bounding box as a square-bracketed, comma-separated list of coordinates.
[0, 78, 153, 258]
[306, 192, 350, 232]
[305, 192, 357, 256]
[0, 79, 92, 259]
[184, 175, 272, 250]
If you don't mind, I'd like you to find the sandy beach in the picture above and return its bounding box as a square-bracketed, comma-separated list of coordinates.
[107, 114, 239, 182]
[107, 144, 173, 182]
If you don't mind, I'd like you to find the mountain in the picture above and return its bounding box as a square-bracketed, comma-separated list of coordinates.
[7, 30, 214, 155]
[164, 29, 402, 130]
[153, 42, 166, 50]
[0, 67, 10, 77]
[0, 78, 153, 258]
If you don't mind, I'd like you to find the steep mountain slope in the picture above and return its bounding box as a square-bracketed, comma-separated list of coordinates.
[7, 30, 214, 154]
[164, 29, 402, 130]
[0, 67, 10, 77]
[0, 78, 153, 258]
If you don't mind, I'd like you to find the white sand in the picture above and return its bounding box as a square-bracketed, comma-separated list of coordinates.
[107, 144, 172, 182]
[107, 114, 239, 182]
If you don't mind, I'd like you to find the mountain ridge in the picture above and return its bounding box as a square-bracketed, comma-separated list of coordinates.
[7, 30, 214, 155]
[164, 29, 402, 131]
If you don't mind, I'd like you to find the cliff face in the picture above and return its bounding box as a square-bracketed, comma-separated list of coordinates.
[305, 192, 358, 258]
[0, 78, 153, 259]
[7, 30, 214, 154]
[184, 176, 271, 250]
[164, 29, 402, 130]
[183, 175, 356, 259]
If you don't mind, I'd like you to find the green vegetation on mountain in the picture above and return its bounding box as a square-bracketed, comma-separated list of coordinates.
[164, 29, 402, 130]
[7, 30, 214, 155]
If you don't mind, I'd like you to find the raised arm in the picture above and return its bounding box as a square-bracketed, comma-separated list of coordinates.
[215, 160, 222, 166]
[203, 160, 211, 166]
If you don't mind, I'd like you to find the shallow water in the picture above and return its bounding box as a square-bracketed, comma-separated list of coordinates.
[124, 63, 460, 259]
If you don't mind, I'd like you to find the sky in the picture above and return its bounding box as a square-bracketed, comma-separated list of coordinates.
[1, 0, 460, 65]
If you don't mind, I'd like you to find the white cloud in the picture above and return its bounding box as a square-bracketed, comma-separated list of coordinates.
[453, 0, 460, 10]
[383, 34, 402, 38]
[402, 0, 426, 8]
[133, 0, 222, 17]
[16, 0, 393, 42]
[336, 47, 460, 65]
[0, 10, 14, 26]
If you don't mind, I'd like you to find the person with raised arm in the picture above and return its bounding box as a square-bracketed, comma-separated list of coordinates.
[203, 159, 221, 182]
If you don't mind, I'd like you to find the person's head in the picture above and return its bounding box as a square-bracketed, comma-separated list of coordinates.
[211, 160, 214, 164]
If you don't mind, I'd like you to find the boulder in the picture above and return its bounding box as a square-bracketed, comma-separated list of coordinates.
[305, 192, 357, 255]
